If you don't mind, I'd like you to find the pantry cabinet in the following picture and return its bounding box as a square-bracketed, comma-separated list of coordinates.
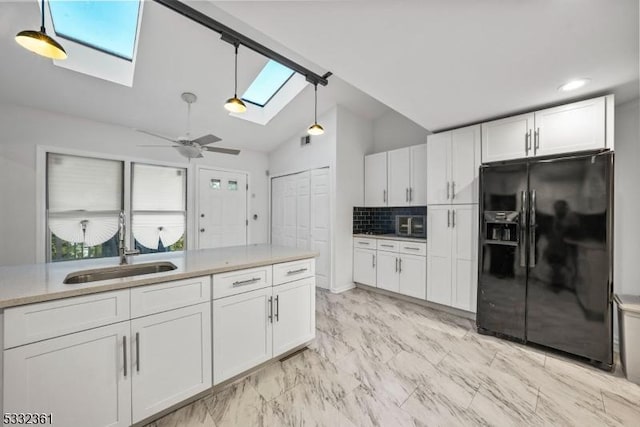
[427, 125, 480, 205]
[426, 205, 478, 312]
[481, 95, 613, 163]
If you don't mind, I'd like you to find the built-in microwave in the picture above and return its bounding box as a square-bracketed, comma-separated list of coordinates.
[395, 215, 426, 237]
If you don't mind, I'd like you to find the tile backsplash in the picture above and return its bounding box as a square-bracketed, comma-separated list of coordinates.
[353, 206, 427, 234]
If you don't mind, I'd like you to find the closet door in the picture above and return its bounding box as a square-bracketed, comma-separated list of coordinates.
[310, 168, 331, 289]
[296, 171, 311, 249]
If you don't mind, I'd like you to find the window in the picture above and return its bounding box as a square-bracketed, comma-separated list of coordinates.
[131, 164, 186, 254]
[242, 60, 295, 107]
[47, 153, 123, 262]
[48, 0, 141, 60]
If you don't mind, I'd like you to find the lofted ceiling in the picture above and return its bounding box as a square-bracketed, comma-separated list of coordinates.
[0, 1, 391, 152]
[214, 0, 640, 132]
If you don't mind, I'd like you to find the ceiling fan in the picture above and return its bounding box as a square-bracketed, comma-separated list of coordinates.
[137, 92, 240, 159]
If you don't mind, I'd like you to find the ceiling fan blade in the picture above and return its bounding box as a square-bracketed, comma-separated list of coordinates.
[191, 134, 222, 146]
[137, 145, 183, 148]
[136, 129, 177, 143]
[202, 146, 241, 155]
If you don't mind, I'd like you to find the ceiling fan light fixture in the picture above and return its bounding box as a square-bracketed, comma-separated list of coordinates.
[307, 83, 324, 136]
[224, 96, 247, 113]
[15, 0, 67, 60]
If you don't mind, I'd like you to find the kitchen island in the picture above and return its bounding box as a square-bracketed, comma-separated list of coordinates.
[0, 245, 318, 427]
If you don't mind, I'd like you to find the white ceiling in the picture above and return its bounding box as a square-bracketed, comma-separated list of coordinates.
[214, 0, 640, 132]
[0, 1, 391, 152]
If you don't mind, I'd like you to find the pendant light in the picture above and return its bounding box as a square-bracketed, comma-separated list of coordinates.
[224, 43, 247, 113]
[15, 0, 67, 60]
[307, 83, 324, 136]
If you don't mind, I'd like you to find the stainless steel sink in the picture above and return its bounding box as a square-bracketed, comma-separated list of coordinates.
[63, 261, 178, 284]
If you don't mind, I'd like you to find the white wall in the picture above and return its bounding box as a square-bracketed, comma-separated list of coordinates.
[334, 106, 374, 292]
[372, 109, 430, 153]
[0, 103, 269, 266]
[614, 98, 640, 296]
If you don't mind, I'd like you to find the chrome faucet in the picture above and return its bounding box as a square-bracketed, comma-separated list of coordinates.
[118, 211, 140, 265]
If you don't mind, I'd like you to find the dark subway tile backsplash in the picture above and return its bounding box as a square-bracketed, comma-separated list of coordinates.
[353, 206, 427, 234]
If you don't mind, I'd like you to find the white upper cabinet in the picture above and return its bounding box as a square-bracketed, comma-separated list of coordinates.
[481, 95, 613, 163]
[426, 133, 450, 205]
[364, 152, 388, 207]
[388, 147, 412, 206]
[481, 113, 534, 163]
[427, 125, 480, 205]
[534, 97, 607, 157]
[410, 144, 428, 205]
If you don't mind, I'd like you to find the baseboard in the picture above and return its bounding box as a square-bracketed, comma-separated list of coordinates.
[355, 283, 477, 321]
[330, 283, 356, 294]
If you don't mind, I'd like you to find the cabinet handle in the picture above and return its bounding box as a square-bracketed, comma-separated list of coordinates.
[275, 295, 280, 321]
[406, 188, 409, 202]
[380, 244, 394, 248]
[122, 336, 127, 378]
[404, 246, 421, 251]
[451, 182, 456, 200]
[287, 268, 308, 275]
[395, 257, 398, 272]
[447, 209, 451, 228]
[383, 189, 387, 203]
[409, 187, 413, 202]
[446, 182, 450, 200]
[534, 128, 540, 153]
[268, 296, 273, 323]
[372, 254, 376, 268]
[358, 241, 371, 246]
[233, 277, 261, 287]
[399, 258, 402, 273]
[452, 210, 456, 228]
[136, 332, 140, 373]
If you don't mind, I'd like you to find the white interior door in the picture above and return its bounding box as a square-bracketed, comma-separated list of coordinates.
[198, 169, 247, 249]
[282, 175, 297, 247]
[296, 171, 311, 249]
[310, 168, 331, 289]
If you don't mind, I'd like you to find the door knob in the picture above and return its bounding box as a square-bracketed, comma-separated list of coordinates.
[200, 213, 205, 218]
[200, 228, 205, 232]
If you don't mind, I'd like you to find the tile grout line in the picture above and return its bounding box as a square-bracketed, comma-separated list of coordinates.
[534, 386, 540, 413]
[600, 390, 606, 413]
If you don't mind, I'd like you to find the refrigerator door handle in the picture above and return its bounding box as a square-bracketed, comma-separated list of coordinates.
[529, 189, 536, 267]
[520, 190, 527, 267]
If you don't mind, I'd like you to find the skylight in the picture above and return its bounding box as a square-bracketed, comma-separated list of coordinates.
[242, 60, 295, 107]
[48, 0, 141, 61]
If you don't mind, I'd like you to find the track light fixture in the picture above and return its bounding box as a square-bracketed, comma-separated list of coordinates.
[307, 83, 325, 136]
[224, 43, 247, 114]
[15, 0, 67, 60]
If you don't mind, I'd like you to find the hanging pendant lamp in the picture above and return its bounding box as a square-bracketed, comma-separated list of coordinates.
[15, 0, 67, 60]
[307, 83, 324, 136]
[224, 43, 247, 113]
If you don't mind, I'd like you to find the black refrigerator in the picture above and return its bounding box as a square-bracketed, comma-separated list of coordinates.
[477, 150, 614, 369]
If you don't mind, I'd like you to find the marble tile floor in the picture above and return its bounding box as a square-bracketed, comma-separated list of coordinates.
[147, 287, 640, 427]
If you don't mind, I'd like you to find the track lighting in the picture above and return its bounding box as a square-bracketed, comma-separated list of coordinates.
[15, 0, 67, 60]
[224, 43, 247, 113]
[307, 83, 325, 136]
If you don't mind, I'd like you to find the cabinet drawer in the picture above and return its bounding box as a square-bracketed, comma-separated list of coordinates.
[377, 240, 399, 252]
[353, 237, 376, 248]
[131, 276, 211, 318]
[4, 290, 130, 349]
[213, 266, 272, 300]
[273, 259, 315, 285]
[399, 242, 427, 256]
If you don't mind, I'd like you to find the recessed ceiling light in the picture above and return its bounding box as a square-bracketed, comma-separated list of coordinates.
[558, 78, 591, 92]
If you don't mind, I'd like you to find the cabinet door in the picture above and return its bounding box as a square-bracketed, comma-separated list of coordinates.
[451, 125, 480, 204]
[272, 278, 315, 357]
[481, 113, 534, 163]
[364, 152, 388, 207]
[410, 144, 428, 206]
[426, 206, 453, 306]
[451, 205, 479, 313]
[213, 287, 273, 384]
[387, 147, 411, 206]
[376, 250, 400, 292]
[399, 254, 427, 299]
[131, 303, 212, 423]
[4, 322, 131, 427]
[534, 97, 606, 157]
[353, 248, 376, 286]
[426, 132, 451, 205]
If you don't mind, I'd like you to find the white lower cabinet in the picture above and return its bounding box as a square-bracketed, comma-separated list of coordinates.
[213, 287, 273, 385]
[353, 247, 376, 286]
[4, 322, 132, 427]
[131, 303, 212, 424]
[399, 253, 427, 299]
[213, 275, 316, 385]
[376, 251, 399, 292]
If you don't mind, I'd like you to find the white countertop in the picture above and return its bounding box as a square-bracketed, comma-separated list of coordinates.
[0, 245, 318, 309]
[353, 233, 427, 243]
